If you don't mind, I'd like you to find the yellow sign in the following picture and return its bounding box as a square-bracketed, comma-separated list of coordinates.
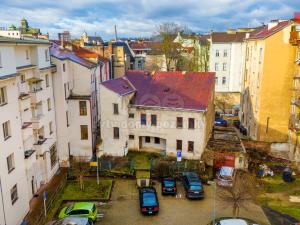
[90, 161, 98, 167]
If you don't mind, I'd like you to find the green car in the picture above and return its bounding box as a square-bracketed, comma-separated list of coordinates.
[59, 202, 97, 221]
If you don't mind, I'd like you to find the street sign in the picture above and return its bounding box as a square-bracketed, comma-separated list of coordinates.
[90, 161, 98, 167]
[177, 151, 182, 162]
[43, 191, 46, 201]
[43, 191, 47, 217]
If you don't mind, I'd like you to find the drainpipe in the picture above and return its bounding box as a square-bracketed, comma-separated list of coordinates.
[0, 177, 7, 225]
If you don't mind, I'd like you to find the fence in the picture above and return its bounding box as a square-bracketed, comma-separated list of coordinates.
[26, 172, 67, 225]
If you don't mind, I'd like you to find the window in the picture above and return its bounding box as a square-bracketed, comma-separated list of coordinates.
[47, 98, 51, 111]
[224, 50, 227, 57]
[145, 136, 150, 143]
[7, 153, 15, 173]
[79, 101, 87, 116]
[176, 140, 182, 150]
[49, 121, 53, 135]
[151, 114, 157, 126]
[45, 74, 49, 87]
[215, 77, 218, 85]
[216, 50, 219, 57]
[188, 141, 194, 152]
[223, 63, 227, 71]
[215, 63, 219, 71]
[66, 111, 69, 127]
[20, 74, 25, 83]
[10, 184, 18, 205]
[129, 113, 134, 118]
[80, 125, 88, 140]
[45, 49, 49, 61]
[63, 63, 66, 72]
[141, 114, 146, 125]
[177, 117, 183, 128]
[113, 127, 119, 139]
[50, 145, 57, 168]
[0, 50, 2, 68]
[129, 135, 134, 140]
[222, 77, 226, 85]
[188, 118, 195, 129]
[113, 103, 119, 115]
[26, 49, 29, 59]
[3, 121, 11, 140]
[154, 137, 160, 144]
[0, 87, 7, 105]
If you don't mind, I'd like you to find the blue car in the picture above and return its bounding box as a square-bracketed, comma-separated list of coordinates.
[182, 172, 204, 199]
[214, 118, 228, 127]
[139, 187, 159, 215]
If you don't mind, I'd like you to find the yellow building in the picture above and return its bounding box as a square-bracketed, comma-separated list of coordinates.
[241, 20, 296, 144]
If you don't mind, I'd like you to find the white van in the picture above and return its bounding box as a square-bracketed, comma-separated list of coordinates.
[217, 166, 235, 187]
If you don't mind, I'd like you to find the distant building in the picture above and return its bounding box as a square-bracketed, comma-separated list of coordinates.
[129, 40, 154, 70]
[81, 32, 103, 46]
[58, 31, 71, 42]
[99, 70, 215, 159]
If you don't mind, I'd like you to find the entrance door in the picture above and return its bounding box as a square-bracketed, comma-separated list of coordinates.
[139, 137, 142, 149]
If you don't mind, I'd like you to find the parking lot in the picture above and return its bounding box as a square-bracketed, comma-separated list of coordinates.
[96, 179, 270, 225]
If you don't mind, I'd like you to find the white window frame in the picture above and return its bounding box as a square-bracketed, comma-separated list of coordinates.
[7, 153, 15, 173]
[215, 63, 219, 71]
[0, 87, 7, 105]
[222, 76, 226, 85]
[2, 120, 11, 140]
[223, 63, 227, 71]
[45, 49, 49, 61]
[10, 184, 18, 205]
[216, 50, 219, 57]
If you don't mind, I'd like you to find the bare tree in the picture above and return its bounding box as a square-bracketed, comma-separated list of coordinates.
[154, 22, 191, 71]
[215, 94, 235, 114]
[70, 156, 90, 191]
[217, 171, 262, 217]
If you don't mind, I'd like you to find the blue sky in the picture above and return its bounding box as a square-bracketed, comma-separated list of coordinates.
[0, 0, 299, 40]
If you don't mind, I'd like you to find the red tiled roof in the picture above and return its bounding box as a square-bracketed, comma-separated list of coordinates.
[248, 20, 291, 39]
[102, 70, 215, 111]
[211, 32, 246, 43]
[129, 41, 159, 50]
[50, 41, 97, 68]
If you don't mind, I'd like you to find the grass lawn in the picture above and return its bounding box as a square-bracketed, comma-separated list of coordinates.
[264, 198, 300, 221]
[127, 151, 160, 170]
[46, 179, 113, 222]
[262, 175, 300, 193]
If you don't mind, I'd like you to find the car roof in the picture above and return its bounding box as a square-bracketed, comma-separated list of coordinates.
[220, 166, 234, 176]
[72, 202, 94, 210]
[219, 219, 248, 225]
[183, 172, 201, 182]
[54, 216, 89, 225]
[140, 187, 156, 193]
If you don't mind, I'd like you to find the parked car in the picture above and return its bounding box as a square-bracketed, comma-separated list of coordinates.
[47, 217, 94, 225]
[217, 166, 236, 187]
[139, 187, 159, 215]
[208, 217, 259, 225]
[182, 172, 204, 199]
[161, 177, 177, 195]
[58, 202, 97, 221]
[215, 118, 228, 127]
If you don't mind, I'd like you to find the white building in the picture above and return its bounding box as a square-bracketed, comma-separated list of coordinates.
[0, 37, 58, 225]
[0, 27, 21, 39]
[50, 41, 108, 164]
[100, 70, 215, 159]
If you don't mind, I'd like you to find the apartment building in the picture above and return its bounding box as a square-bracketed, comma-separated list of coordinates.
[0, 37, 58, 225]
[240, 20, 295, 144]
[100, 70, 215, 159]
[210, 30, 250, 112]
[50, 41, 107, 164]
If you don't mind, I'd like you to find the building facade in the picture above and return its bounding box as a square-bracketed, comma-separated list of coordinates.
[100, 70, 215, 159]
[0, 37, 59, 225]
[240, 20, 295, 144]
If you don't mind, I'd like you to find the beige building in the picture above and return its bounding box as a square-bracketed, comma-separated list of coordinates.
[100, 70, 215, 159]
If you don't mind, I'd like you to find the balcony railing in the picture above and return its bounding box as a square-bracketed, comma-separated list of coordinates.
[290, 30, 300, 45]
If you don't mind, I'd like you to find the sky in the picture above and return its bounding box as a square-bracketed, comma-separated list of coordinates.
[0, 0, 299, 40]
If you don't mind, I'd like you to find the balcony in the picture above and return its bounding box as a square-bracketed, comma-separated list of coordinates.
[289, 114, 300, 135]
[24, 150, 36, 170]
[33, 137, 55, 155]
[31, 114, 45, 130]
[290, 26, 300, 45]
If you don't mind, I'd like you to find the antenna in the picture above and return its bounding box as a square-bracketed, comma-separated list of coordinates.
[114, 25, 118, 41]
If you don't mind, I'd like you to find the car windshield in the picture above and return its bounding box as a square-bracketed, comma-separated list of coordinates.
[190, 185, 201, 191]
[65, 205, 74, 214]
[143, 193, 157, 206]
[164, 180, 175, 187]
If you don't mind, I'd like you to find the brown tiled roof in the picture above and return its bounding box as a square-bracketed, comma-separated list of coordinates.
[211, 32, 246, 43]
[248, 20, 290, 39]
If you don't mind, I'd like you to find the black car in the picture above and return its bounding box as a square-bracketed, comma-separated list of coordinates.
[139, 187, 159, 215]
[182, 172, 204, 199]
[161, 177, 177, 195]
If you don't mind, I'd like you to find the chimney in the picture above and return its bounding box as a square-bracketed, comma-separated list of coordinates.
[267, 20, 279, 30]
[245, 32, 250, 39]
